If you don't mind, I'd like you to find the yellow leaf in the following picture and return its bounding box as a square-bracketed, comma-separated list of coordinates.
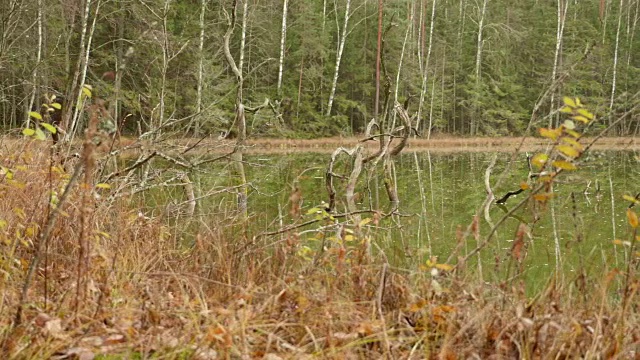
[537, 175, 554, 183]
[575, 97, 582, 107]
[358, 218, 372, 227]
[565, 129, 581, 138]
[539, 127, 561, 141]
[29, 111, 42, 120]
[577, 108, 594, 120]
[556, 145, 580, 158]
[561, 137, 584, 151]
[622, 195, 640, 204]
[531, 153, 548, 169]
[552, 160, 577, 170]
[51, 102, 62, 110]
[613, 239, 624, 245]
[82, 86, 92, 98]
[563, 120, 576, 130]
[559, 106, 574, 114]
[572, 115, 590, 124]
[520, 182, 530, 190]
[435, 263, 454, 271]
[40, 122, 57, 134]
[344, 234, 355, 241]
[563, 96, 577, 108]
[627, 208, 638, 228]
[95, 183, 111, 189]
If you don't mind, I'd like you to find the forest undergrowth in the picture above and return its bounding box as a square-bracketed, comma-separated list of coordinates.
[0, 145, 637, 359]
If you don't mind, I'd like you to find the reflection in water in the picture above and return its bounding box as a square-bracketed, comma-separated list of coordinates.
[159, 150, 638, 290]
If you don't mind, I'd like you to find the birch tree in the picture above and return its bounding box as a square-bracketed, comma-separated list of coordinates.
[326, 0, 352, 117]
[470, 0, 487, 135]
[26, 0, 43, 128]
[193, 0, 207, 134]
[609, 0, 623, 124]
[374, 0, 383, 120]
[549, 0, 569, 128]
[66, 0, 101, 141]
[416, 0, 437, 133]
[276, 0, 288, 95]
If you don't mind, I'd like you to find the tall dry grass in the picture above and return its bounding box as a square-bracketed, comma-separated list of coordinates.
[0, 138, 638, 359]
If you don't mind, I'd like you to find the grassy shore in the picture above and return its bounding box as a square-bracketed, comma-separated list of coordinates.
[0, 137, 638, 359]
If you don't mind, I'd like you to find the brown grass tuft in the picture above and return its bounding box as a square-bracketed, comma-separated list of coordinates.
[0, 139, 638, 359]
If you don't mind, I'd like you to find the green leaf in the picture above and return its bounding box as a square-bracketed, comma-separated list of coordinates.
[51, 102, 62, 110]
[22, 128, 35, 136]
[29, 111, 42, 120]
[34, 127, 46, 141]
[40, 122, 57, 134]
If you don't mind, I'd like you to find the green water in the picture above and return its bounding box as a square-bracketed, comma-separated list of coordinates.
[149, 150, 639, 287]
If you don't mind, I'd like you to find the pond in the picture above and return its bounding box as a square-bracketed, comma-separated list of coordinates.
[148, 148, 639, 290]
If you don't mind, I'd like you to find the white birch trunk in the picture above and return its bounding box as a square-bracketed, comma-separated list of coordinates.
[609, 0, 623, 117]
[391, 5, 413, 130]
[68, 0, 101, 141]
[549, 0, 569, 127]
[194, 0, 207, 134]
[626, 0, 638, 68]
[26, 0, 43, 128]
[239, 0, 248, 91]
[471, 0, 487, 136]
[276, 0, 288, 95]
[415, 0, 436, 134]
[326, 0, 351, 117]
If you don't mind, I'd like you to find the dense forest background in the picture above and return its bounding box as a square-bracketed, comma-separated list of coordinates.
[1, 0, 639, 138]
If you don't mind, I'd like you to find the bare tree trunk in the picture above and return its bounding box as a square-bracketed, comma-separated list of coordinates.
[193, 0, 207, 135]
[114, 0, 125, 135]
[223, 0, 248, 217]
[156, 0, 171, 138]
[471, 0, 487, 136]
[26, 0, 43, 128]
[549, 0, 569, 128]
[416, 0, 436, 134]
[609, 0, 623, 126]
[326, 0, 352, 117]
[392, 5, 413, 130]
[374, 0, 383, 120]
[602, 0, 610, 45]
[296, 57, 304, 120]
[320, 0, 327, 115]
[276, 0, 289, 95]
[63, 0, 93, 138]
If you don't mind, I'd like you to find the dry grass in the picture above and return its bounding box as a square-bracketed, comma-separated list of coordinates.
[0, 139, 638, 359]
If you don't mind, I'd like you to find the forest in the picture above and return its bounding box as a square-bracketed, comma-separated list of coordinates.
[1, 0, 639, 359]
[1, 0, 639, 138]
